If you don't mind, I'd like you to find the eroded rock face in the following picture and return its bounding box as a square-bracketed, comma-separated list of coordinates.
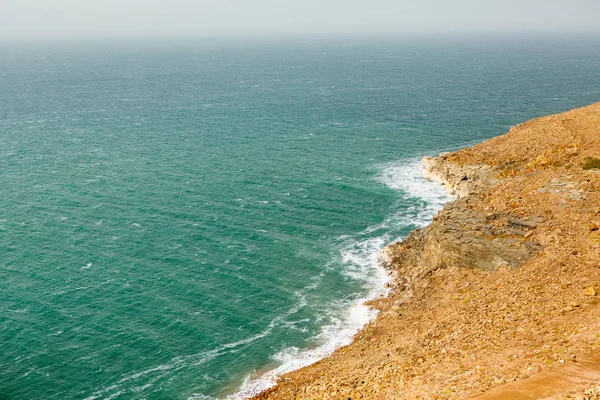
[380, 198, 543, 292]
[423, 153, 498, 198]
[380, 155, 542, 293]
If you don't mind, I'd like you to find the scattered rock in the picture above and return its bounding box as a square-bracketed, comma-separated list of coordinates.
[585, 287, 597, 296]
[590, 223, 599, 232]
[509, 218, 537, 229]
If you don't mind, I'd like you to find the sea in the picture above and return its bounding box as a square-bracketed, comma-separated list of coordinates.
[1, 35, 599, 399]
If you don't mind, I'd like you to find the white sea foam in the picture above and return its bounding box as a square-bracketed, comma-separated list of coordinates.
[226, 234, 389, 400]
[226, 297, 382, 400]
[375, 160, 453, 233]
[226, 158, 450, 399]
[376, 160, 452, 212]
[339, 236, 389, 286]
[223, 231, 390, 400]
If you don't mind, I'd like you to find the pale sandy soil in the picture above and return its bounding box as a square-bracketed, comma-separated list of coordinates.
[252, 103, 600, 400]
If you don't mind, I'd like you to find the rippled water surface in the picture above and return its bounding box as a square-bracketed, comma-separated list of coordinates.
[1, 36, 599, 399]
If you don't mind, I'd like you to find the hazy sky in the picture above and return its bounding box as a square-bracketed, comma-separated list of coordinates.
[1, 0, 599, 38]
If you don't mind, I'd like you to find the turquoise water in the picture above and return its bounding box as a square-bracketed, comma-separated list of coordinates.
[1, 36, 599, 399]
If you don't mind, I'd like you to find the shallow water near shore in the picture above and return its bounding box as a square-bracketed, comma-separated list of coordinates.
[1, 35, 600, 399]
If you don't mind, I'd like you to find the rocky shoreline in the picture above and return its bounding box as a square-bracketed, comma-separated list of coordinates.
[253, 102, 600, 400]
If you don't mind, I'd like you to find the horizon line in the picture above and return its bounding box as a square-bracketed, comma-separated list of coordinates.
[2, 29, 600, 42]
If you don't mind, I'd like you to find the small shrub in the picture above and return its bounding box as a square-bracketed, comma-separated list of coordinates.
[582, 157, 600, 170]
